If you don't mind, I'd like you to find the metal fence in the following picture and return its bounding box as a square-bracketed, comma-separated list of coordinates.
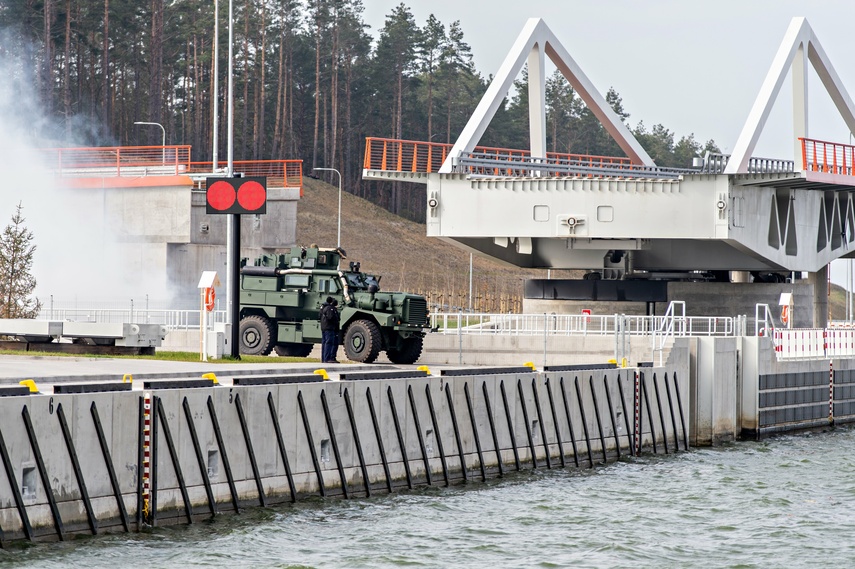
[430, 304, 745, 366]
[37, 298, 225, 331]
[429, 311, 739, 338]
[35, 298, 855, 361]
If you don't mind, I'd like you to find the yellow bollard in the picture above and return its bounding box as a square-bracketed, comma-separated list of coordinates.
[19, 379, 38, 393]
[417, 365, 432, 376]
[202, 372, 219, 385]
[314, 369, 330, 381]
[621, 358, 628, 368]
[122, 374, 133, 383]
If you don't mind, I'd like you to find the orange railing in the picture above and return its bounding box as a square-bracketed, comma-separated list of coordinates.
[363, 136, 633, 175]
[801, 137, 855, 176]
[189, 160, 303, 190]
[363, 137, 453, 173]
[39, 145, 303, 190]
[41, 145, 192, 177]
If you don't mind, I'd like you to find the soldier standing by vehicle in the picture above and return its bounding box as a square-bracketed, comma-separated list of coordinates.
[319, 296, 341, 363]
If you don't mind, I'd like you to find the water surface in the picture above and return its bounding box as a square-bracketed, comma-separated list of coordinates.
[3, 427, 854, 568]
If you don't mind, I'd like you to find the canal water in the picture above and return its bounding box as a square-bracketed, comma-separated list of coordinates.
[2, 427, 855, 568]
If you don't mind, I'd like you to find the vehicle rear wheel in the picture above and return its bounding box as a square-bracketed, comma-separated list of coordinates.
[343, 319, 382, 363]
[274, 342, 313, 357]
[386, 336, 424, 365]
[239, 315, 275, 356]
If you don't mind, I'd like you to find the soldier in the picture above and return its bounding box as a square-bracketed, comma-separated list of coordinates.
[319, 296, 341, 363]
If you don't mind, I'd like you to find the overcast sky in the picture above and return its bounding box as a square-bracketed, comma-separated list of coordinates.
[364, 0, 855, 290]
[363, 0, 855, 160]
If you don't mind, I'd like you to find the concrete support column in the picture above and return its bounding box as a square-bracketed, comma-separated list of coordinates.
[792, 42, 809, 170]
[808, 265, 828, 328]
[527, 42, 547, 159]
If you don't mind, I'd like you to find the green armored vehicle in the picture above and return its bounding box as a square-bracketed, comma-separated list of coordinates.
[239, 246, 430, 364]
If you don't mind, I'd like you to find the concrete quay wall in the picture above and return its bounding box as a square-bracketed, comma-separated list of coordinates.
[0, 366, 688, 543]
[682, 336, 855, 445]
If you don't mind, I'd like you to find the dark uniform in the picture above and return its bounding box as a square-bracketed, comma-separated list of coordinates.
[319, 297, 340, 363]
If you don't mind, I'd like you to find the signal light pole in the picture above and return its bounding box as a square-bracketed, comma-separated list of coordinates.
[225, 0, 238, 358]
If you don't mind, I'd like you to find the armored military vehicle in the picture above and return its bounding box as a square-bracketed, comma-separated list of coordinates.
[239, 246, 429, 364]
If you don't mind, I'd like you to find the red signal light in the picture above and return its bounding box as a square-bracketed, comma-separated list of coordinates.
[205, 177, 267, 214]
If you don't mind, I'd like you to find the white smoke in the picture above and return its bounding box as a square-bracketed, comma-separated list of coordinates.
[0, 28, 176, 306]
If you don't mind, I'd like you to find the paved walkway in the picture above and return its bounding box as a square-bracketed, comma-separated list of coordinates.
[0, 349, 453, 394]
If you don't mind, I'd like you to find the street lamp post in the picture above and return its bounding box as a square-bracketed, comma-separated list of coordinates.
[313, 167, 342, 248]
[134, 121, 166, 164]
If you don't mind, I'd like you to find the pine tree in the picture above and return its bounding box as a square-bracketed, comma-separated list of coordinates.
[0, 203, 41, 319]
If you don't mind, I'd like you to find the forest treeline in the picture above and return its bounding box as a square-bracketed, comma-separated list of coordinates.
[1, 0, 719, 221]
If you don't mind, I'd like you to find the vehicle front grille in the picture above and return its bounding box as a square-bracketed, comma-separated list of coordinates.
[406, 297, 428, 325]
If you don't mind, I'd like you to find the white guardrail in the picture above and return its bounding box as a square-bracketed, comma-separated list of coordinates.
[429, 311, 739, 337]
[36, 308, 227, 330]
[431, 304, 745, 366]
[33, 301, 855, 362]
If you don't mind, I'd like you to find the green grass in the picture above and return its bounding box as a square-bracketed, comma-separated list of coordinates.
[0, 348, 322, 364]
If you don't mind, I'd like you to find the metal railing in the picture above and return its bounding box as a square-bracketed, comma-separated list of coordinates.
[41, 145, 193, 177]
[652, 301, 685, 366]
[430, 311, 737, 337]
[363, 136, 635, 176]
[458, 152, 683, 180]
[801, 137, 855, 176]
[30, 297, 855, 361]
[700, 152, 794, 175]
[754, 303, 778, 335]
[36, 306, 226, 330]
[37, 298, 226, 330]
[39, 146, 303, 192]
[189, 159, 303, 190]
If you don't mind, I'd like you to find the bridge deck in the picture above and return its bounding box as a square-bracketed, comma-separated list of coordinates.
[363, 136, 855, 188]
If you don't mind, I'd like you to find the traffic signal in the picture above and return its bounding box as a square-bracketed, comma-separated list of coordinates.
[206, 176, 267, 214]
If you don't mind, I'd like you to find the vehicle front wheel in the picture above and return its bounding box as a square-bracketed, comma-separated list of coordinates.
[239, 315, 275, 356]
[386, 336, 424, 365]
[343, 319, 382, 363]
[274, 342, 313, 357]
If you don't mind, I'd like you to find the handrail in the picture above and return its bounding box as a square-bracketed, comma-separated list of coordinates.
[36, 307, 227, 330]
[189, 159, 303, 190]
[458, 152, 682, 180]
[42, 145, 192, 177]
[653, 301, 686, 366]
[430, 310, 733, 338]
[800, 137, 855, 176]
[754, 303, 777, 336]
[39, 146, 303, 190]
[363, 136, 634, 175]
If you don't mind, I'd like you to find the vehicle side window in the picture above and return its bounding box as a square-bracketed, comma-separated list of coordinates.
[317, 278, 340, 293]
[283, 274, 310, 288]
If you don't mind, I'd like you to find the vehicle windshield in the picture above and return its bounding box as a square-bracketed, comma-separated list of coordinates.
[344, 272, 381, 291]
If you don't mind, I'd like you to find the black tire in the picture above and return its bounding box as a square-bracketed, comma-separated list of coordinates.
[386, 336, 424, 365]
[274, 343, 313, 357]
[239, 315, 275, 356]
[343, 319, 382, 363]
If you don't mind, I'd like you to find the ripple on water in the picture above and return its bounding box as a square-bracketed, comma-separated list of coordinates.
[5, 428, 855, 567]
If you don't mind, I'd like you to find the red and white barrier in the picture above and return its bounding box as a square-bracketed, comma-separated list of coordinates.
[772, 328, 855, 359]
